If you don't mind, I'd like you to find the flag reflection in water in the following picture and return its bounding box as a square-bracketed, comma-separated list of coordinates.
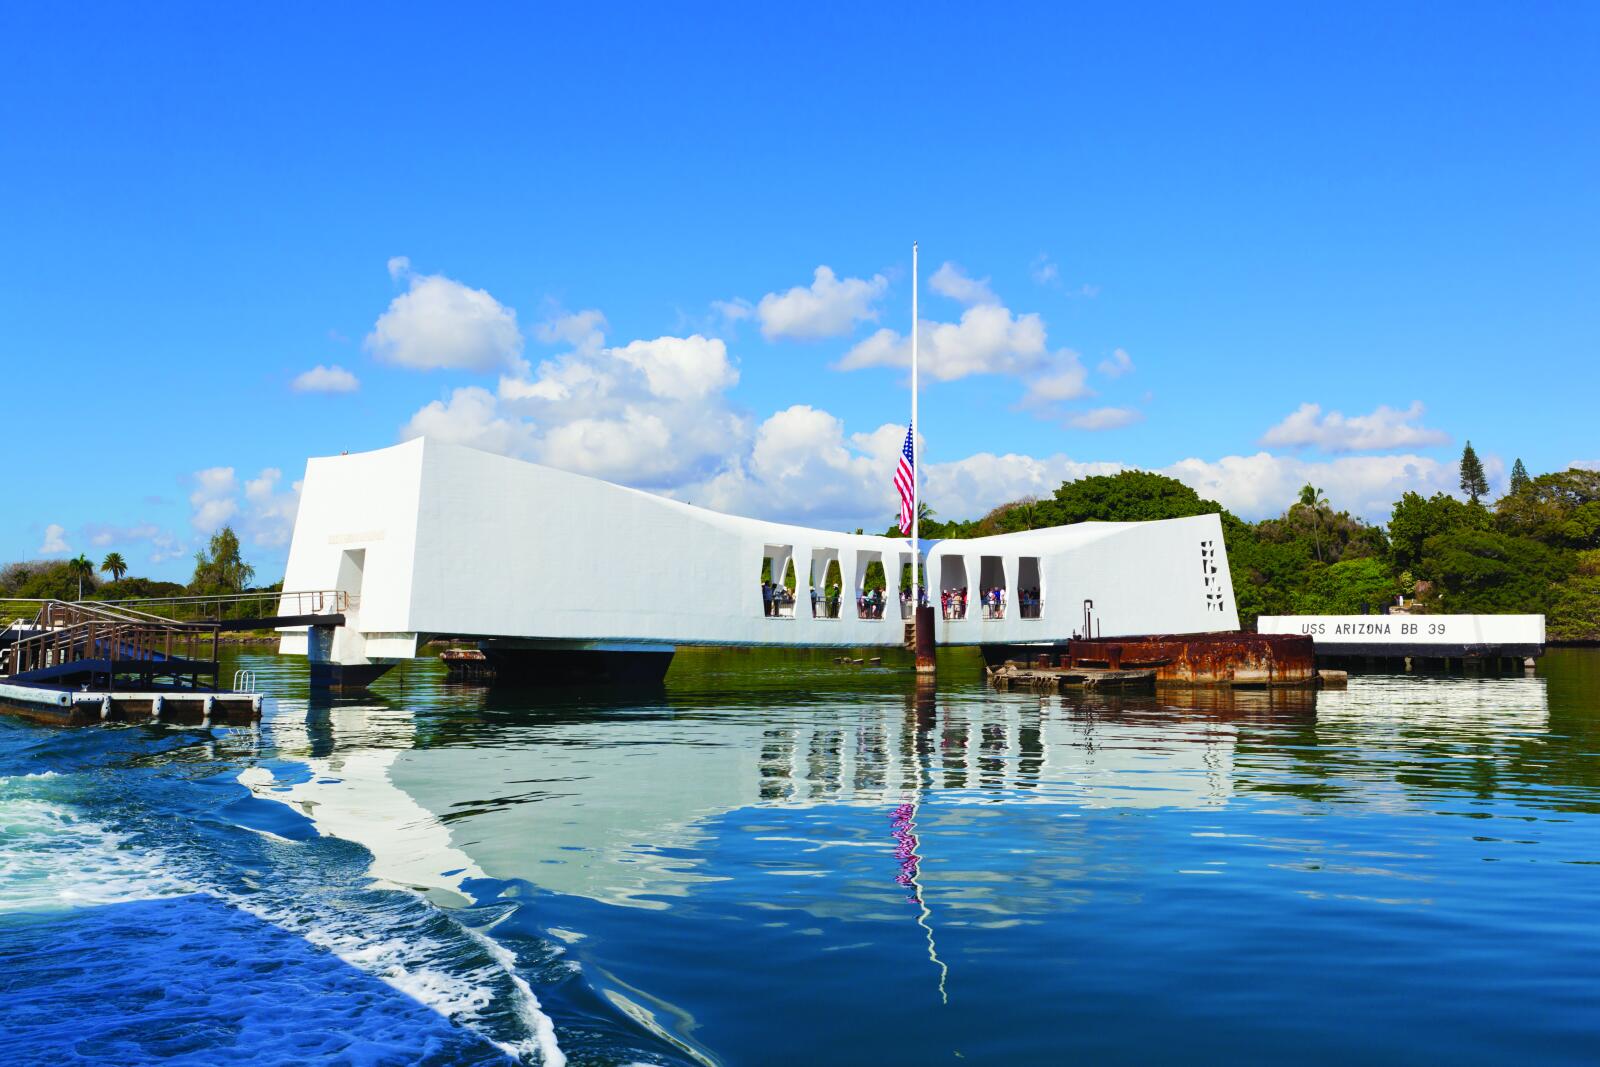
[890, 798, 948, 1002]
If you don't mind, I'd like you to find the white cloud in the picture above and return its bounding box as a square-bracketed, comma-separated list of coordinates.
[1030, 254, 1059, 286]
[1573, 459, 1600, 472]
[1259, 401, 1449, 453]
[929, 262, 997, 306]
[534, 309, 607, 356]
[386, 255, 411, 281]
[365, 267, 523, 372]
[402, 386, 541, 458]
[1021, 351, 1092, 406]
[610, 335, 739, 402]
[240, 468, 301, 548]
[679, 406, 1121, 531]
[711, 298, 754, 325]
[839, 304, 1049, 381]
[189, 467, 239, 533]
[187, 465, 304, 548]
[1097, 348, 1134, 378]
[291, 364, 360, 393]
[1065, 407, 1142, 431]
[82, 523, 186, 564]
[756, 266, 887, 340]
[405, 330, 746, 488]
[1161, 451, 1460, 520]
[39, 523, 68, 554]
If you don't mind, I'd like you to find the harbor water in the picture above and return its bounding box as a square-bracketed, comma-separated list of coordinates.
[2, 647, 1598, 1065]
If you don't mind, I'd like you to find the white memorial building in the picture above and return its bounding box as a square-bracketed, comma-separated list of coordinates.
[278, 440, 1240, 685]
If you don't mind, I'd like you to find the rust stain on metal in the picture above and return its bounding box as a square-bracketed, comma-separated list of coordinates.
[1060, 632, 1317, 687]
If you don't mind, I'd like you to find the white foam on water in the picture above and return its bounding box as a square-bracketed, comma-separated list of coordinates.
[469, 924, 568, 1067]
[0, 797, 196, 913]
[0, 779, 563, 1064]
[236, 758, 568, 1064]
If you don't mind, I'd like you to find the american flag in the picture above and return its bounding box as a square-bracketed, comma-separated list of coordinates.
[894, 422, 916, 534]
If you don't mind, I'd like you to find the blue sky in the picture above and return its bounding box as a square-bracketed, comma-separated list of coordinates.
[3, 3, 1596, 580]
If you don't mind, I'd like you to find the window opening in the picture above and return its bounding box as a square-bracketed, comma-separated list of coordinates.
[1018, 556, 1042, 618]
[979, 556, 1007, 618]
[939, 556, 969, 620]
[760, 545, 796, 618]
[855, 551, 887, 620]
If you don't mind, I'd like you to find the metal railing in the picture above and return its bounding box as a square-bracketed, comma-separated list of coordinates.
[4, 601, 216, 680]
[0, 592, 350, 682]
[0, 590, 351, 627]
[91, 589, 353, 622]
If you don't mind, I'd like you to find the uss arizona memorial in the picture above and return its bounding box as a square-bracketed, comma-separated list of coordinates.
[279, 439, 1239, 685]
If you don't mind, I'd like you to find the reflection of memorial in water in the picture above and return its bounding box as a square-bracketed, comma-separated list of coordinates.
[249, 681, 1333, 911]
[241, 700, 488, 905]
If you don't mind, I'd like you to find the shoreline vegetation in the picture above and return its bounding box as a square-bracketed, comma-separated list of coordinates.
[6, 450, 1597, 645]
[880, 447, 1597, 642]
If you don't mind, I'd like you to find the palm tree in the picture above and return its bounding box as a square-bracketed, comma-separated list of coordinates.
[892, 501, 937, 531]
[1295, 484, 1330, 563]
[67, 554, 94, 601]
[100, 552, 128, 583]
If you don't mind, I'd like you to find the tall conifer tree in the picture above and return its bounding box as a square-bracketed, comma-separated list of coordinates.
[1509, 458, 1530, 494]
[1459, 441, 1489, 504]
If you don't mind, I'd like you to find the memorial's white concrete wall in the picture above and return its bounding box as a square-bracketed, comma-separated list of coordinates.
[280, 438, 1240, 657]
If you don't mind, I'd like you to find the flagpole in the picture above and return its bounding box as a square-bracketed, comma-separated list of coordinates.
[911, 242, 935, 676]
[911, 240, 918, 591]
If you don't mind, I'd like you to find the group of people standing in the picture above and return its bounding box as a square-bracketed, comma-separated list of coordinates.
[768, 579, 1037, 621]
[761, 580, 796, 616]
[936, 586, 1042, 619]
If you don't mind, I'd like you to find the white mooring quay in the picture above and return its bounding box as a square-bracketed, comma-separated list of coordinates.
[1257, 614, 1545, 669]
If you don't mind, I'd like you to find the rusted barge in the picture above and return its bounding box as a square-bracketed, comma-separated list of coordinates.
[981, 631, 1319, 688]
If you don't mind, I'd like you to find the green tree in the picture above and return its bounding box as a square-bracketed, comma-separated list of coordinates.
[97, 576, 185, 600]
[1459, 440, 1489, 504]
[100, 552, 128, 582]
[1294, 483, 1330, 562]
[189, 526, 255, 595]
[1509, 458, 1530, 494]
[66, 554, 95, 600]
[1417, 529, 1570, 614]
[8, 561, 92, 601]
[1387, 491, 1492, 574]
[1050, 470, 1223, 524]
[1548, 550, 1600, 642]
[1495, 468, 1600, 550]
[1224, 514, 1314, 624]
[1296, 557, 1401, 615]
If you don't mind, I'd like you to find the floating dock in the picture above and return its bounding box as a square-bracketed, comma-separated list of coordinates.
[0, 681, 261, 726]
[0, 596, 330, 727]
[988, 661, 1157, 692]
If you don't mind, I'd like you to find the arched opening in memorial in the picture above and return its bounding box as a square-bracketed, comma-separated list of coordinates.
[811, 549, 842, 619]
[1018, 556, 1042, 618]
[939, 556, 969, 620]
[855, 551, 887, 620]
[979, 555, 1007, 618]
[897, 552, 918, 618]
[761, 545, 796, 618]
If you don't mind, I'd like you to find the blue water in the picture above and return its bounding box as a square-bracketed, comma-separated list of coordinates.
[2, 647, 1598, 1065]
